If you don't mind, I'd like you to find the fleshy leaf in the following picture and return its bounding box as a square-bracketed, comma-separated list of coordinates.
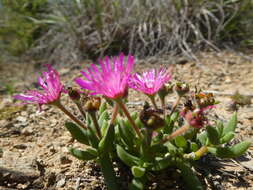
[116, 145, 139, 167]
[216, 121, 224, 137]
[177, 162, 203, 190]
[98, 102, 107, 115]
[151, 156, 174, 171]
[98, 124, 115, 154]
[220, 132, 235, 144]
[175, 136, 187, 148]
[206, 125, 220, 145]
[69, 147, 97, 161]
[197, 131, 208, 146]
[131, 166, 146, 178]
[223, 112, 237, 135]
[101, 121, 109, 137]
[208, 141, 251, 158]
[64, 122, 89, 145]
[165, 141, 177, 154]
[190, 142, 199, 152]
[98, 110, 110, 126]
[129, 178, 145, 190]
[118, 119, 135, 148]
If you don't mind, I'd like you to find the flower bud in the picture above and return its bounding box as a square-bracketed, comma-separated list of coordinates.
[84, 97, 101, 112]
[158, 82, 174, 99]
[140, 107, 165, 130]
[180, 99, 195, 117]
[174, 82, 189, 97]
[195, 92, 216, 109]
[185, 110, 206, 129]
[68, 87, 81, 102]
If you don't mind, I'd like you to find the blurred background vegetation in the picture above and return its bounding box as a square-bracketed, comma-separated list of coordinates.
[0, 0, 253, 65]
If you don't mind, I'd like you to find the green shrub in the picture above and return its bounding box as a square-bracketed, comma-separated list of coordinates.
[0, 0, 48, 57]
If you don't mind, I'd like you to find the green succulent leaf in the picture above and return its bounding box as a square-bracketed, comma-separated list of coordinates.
[150, 143, 167, 154]
[131, 112, 138, 121]
[197, 131, 208, 146]
[98, 124, 115, 154]
[190, 142, 199, 152]
[64, 122, 89, 145]
[175, 136, 187, 148]
[98, 110, 110, 126]
[118, 119, 135, 148]
[131, 166, 146, 178]
[151, 156, 174, 171]
[129, 178, 145, 190]
[164, 112, 179, 134]
[98, 102, 107, 115]
[216, 121, 224, 137]
[116, 145, 139, 167]
[206, 125, 220, 145]
[220, 132, 235, 144]
[69, 147, 97, 161]
[208, 141, 251, 158]
[135, 117, 144, 129]
[165, 141, 177, 154]
[171, 111, 180, 122]
[101, 121, 109, 137]
[177, 162, 203, 190]
[223, 112, 237, 135]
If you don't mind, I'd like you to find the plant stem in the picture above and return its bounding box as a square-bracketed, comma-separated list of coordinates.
[55, 101, 87, 129]
[162, 124, 190, 143]
[149, 95, 158, 110]
[99, 153, 119, 190]
[72, 101, 98, 136]
[89, 112, 102, 139]
[170, 95, 181, 115]
[195, 146, 208, 159]
[146, 129, 153, 147]
[76, 102, 86, 119]
[116, 99, 142, 138]
[160, 97, 166, 118]
[110, 104, 119, 125]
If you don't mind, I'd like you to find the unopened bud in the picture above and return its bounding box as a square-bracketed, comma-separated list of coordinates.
[140, 107, 165, 130]
[68, 87, 81, 102]
[180, 99, 195, 117]
[158, 82, 174, 99]
[184, 110, 206, 129]
[174, 82, 189, 97]
[195, 92, 216, 109]
[84, 97, 101, 112]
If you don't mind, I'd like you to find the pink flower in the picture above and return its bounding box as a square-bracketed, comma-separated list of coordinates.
[14, 65, 65, 109]
[75, 53, 134, 99]
[129, 68, 172, 95]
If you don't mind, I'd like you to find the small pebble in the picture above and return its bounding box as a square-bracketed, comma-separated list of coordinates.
[56, 178, 66, 188]
[13, 144, 27, 150]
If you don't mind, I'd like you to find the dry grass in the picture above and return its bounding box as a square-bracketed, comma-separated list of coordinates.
[8, 0, 253, 64]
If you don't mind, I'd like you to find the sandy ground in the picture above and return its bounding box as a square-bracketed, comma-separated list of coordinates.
[0, 50, 253, 190]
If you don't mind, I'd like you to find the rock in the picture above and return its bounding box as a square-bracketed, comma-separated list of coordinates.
[45, 172, 56, 187]
[20, 111, 28, 116]
[16, 116, 27, 123]
[176, 58, 188, 65]
[0, 151, 40, 186]
[60, 155, 72, 165]
[21, 127, 34, 136]
[13, 144, 27, 150]
[56, 178, 66, 188]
